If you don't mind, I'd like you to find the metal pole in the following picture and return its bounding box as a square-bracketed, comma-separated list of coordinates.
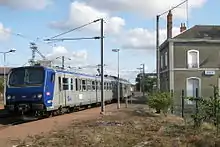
[143, 64, 145, 97]
[3, 53, 6, 106]
[117, 50, 120, 109]
[156, 15, 160, 91]
[62, 56, 64, 69]
[100, 18, 105, 113]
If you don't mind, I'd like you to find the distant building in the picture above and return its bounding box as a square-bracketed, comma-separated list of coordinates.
[0, 67, 13, 77]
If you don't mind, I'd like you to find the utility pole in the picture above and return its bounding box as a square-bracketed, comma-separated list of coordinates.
[156, 0, 188, 91]
[62, 56, 64, 69]
[140, 64, 145, 97]
[56, 56, 71, 69]
[100, 18, 105, 113]
[156, 15, 160, 91]
[142, 64, 145, 97]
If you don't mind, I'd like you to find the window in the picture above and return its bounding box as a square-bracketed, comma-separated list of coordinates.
[87, 80, 91, 91]
[79, 79, 82, 91]
[70, 78, 73, 90]
[96, 81, 98, 90]
[58, 77, 61, 91]
[92, 81, 96, 90]
[75, 78, 79, 91]
[187, 50, 199, 68]
[51, 73, 55, 83]
[104, 82, 107, 90]
[82, 80, 86, 91]
[165, 52, 168, 67]
[186, 77, 201, 104]
[62, 78, 69, 90]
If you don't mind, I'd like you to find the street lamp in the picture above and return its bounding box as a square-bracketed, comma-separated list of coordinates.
[140, 64, 145, 97]
[112, 48, 120, 109]
[0, 48, 16, 105]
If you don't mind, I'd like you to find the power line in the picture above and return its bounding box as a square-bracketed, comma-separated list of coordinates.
[158, 0, 188, 16]
[44, 36, 101, 42]
[49, 19, 102, 39]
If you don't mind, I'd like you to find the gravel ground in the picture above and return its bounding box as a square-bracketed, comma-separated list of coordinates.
[0, 103, 120, 147]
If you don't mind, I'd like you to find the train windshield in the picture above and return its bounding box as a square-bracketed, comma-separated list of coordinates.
[8, 67, 45, 87]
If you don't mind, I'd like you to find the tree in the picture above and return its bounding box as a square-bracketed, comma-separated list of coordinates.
[135, 73, 157, 93]
[0, 77, 3, 94]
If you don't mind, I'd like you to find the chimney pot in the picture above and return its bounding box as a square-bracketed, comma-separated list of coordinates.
[180, 23, 187, 33]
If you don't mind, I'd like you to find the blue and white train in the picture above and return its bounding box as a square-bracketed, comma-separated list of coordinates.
[4, 65, 132, 117]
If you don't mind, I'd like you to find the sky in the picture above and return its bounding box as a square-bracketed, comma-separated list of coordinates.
[0, 0, 218, 84]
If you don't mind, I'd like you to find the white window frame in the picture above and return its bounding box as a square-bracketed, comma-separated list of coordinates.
[186, 77, 201, 105]
[165, 51, 168, 67]
[187, 50, 199, 68]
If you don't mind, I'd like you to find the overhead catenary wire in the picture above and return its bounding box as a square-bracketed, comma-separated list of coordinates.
[158, 0, 188, 16]
[44, 36, 102, 42]
[48, 19, 102, 39]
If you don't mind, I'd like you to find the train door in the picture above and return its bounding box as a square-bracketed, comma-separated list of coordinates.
[58, 74, 66, 107]
[64, 75, 74, 106]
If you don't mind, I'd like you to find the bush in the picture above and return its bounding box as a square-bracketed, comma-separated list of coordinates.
[148, 91, 172, 116]
[0, 77, 3, 94]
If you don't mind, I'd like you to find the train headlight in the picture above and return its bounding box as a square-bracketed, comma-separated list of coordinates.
[37, 94, 42, 99]
[7, 95, 11, 100]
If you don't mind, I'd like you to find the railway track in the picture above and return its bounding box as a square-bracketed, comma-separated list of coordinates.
[0, 101, 117, 131]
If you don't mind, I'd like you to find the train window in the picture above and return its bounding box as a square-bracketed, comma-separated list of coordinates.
[95, 81, 98, 90]
[92, 81, 95, 90]
[58, 77, 62, 91]
[104, 82, 106, 90]
[75, 78, 78, 91]
[109, 83, 112, 90]
[87, 80, 91, 91]
[106, 82, 108, 90]
[82, 80, 86, 91]
[62, 78, 69, 90]
[51, 73, 55, 83]
[70, 78, 73, 90]
[79, 79, 82, 91]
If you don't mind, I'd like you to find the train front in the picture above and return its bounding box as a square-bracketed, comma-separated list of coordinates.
[5, 66, 47, 115]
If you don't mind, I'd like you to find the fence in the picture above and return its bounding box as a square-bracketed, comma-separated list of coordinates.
[170, 87, 219, 122]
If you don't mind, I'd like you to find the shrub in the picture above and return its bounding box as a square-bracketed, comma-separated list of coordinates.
[0, 77, 3, 94]
[148, 91, 172, 116]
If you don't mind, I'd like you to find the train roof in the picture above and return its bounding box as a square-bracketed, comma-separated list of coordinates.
[9, 65, 131, 84]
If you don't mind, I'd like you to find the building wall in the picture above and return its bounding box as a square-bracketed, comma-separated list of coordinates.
[159, 45, 170, 92]
[173, 70, 220, 105]
[160, 71, 169, 92]
[173, 42, 220, 69]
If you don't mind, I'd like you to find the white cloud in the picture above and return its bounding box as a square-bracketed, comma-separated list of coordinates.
[50, 1, 125, 35]
[84, 0, 207, 19]
[44, 46, 135, 81]
[0, 23, 11, 41]
[46, 46, 88, 66]
[118, 26, 180, 50]
[0, 0, 52, 10]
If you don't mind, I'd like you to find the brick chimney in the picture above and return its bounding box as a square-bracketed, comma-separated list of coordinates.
[167, 10, 173, 39]
[180, 23, 187, 32]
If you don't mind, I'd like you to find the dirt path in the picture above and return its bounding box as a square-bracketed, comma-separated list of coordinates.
[0, 103, 120, 147]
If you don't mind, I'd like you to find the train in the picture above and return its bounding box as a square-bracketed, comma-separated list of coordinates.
[4, 65, 133, 117]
